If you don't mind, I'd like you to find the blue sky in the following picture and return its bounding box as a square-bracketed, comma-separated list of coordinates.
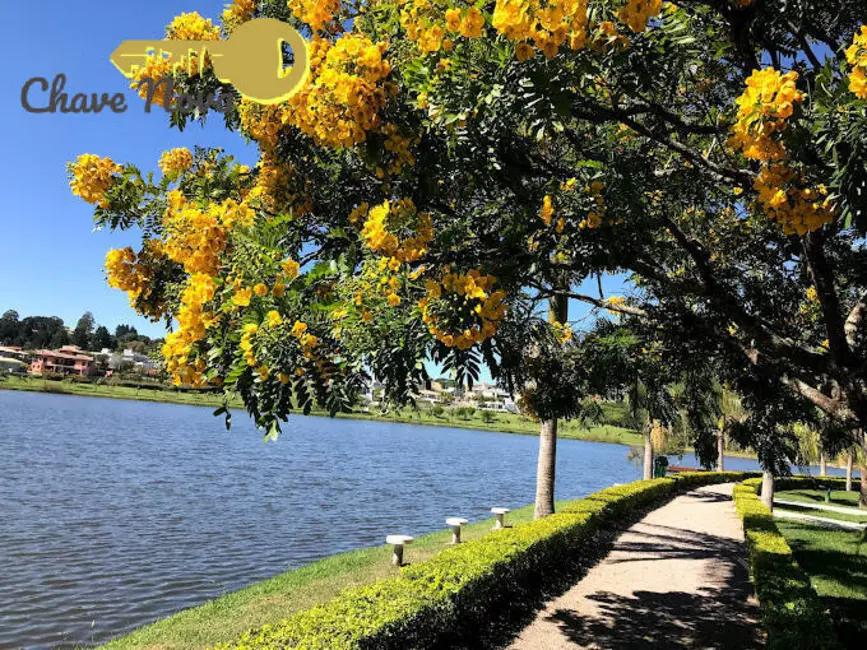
[0, 1, 251, 338]
[0, 1, 627, 341]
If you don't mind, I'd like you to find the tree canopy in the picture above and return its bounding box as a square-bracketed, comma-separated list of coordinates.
[71, 0, 867, 458]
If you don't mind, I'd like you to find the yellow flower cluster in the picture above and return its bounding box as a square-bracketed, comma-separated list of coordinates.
[381, 124, 418, 174]
[289, 320, 320, 359]
[729, 68, 803, 162]
[70, 154, 121, 207]
[236, 35, 392, 150]
[361, 199, 434, 263]
[237, 101, 283, 151]
[288, 36, 392, 148]
[288, 0, 340, 33]
[492, 0, 590, 59]
[128, 12, 221, 106]
[728, 68, 835, 235]
[163, 191, 255, 275]
[222, 0, 257, 32]
[616, 0, 663, 33]
[240, 322, 260, 367]
[551, 319, 573, 343]
[247, 153, 297, 213]
[753, 165, 836, 235]
[158, 148, 193, 179]
[581, 180, 606, 229]
[539, 195, 555, 225]
[846, 26, 867, 99]
[131, 55, 176, 106]
[166, 12, 221, 40]
[400, 2, 485, 54]
[105, 247, 147, 306]
[420, 270, 507, 349]
[605, 295, 626, 314]
[163, 273, 218, 387]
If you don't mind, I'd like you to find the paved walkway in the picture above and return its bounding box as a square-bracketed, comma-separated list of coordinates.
[506, 484, 763, 649]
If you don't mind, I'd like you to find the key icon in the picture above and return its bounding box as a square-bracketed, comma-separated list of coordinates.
[111, 18, 309, 105]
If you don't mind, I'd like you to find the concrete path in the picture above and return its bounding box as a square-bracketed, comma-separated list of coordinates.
[773, 508, 867, 531]
[506, 484, 763, 649]
[774, 498, 867, 517]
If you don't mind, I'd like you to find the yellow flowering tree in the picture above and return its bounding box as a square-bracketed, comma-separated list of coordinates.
[73, 0, 867, 513]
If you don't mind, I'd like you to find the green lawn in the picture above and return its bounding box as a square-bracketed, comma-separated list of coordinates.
[775, 489, 867, 524]
[780, 488, 863, 509]
[776, 518, 867, 650]
[97, 503, 556, 650]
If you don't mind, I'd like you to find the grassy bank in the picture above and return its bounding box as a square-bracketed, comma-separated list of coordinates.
[101, 473, 745, 650]
[98, 502, 542, 650]
[776, 516, 867, 649]
[0, 374, 643, 446]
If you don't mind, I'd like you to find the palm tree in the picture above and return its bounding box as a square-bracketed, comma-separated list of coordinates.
[626, 377, 677, 480]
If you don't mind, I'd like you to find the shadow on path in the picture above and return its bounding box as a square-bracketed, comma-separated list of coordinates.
[605, 523, 749, 566]
[547, 584, 761, 650]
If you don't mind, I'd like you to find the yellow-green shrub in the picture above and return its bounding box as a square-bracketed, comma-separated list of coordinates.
[216, 472, 751, 650]
[733, 479, 842, 650]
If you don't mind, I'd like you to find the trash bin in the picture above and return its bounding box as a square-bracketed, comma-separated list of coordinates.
[653, 455, 669, 478]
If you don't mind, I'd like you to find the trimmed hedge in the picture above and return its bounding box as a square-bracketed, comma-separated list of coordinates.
[216, 472, 751, 650]
[733, 477, 842, 650]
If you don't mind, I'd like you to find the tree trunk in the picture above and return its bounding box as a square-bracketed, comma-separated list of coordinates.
[846, 452, 853, 492]
[761, 470, 775, 511]
[819, 452, 827, 477]
[861, 431, 867, 509]
[534, 419, 558, 519]
[643, 425, 653, 480]
[716, 426, 725, 472]
[533, 290, 568, 519]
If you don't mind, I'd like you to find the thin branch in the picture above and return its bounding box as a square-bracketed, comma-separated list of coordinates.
[560, 291, 649, 318]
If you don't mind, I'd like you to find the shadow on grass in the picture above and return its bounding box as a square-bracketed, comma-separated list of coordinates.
[780, 520, 867, 650]
[824, 596, 867, 650]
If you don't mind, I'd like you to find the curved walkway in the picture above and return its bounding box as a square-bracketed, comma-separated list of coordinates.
[506, 483, 763, 649]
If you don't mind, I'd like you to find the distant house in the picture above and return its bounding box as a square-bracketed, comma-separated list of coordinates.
[104, 348, 160, 375]
[0, 346, 30, 362]
[29, 346, 94, 377]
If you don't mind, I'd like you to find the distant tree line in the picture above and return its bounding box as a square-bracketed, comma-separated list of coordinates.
[0, 309, 162, 354]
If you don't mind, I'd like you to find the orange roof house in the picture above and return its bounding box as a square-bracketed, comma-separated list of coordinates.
[29, 346, 94, 377]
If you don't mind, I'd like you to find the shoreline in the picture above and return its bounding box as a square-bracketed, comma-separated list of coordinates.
[0, 375, 765, 460]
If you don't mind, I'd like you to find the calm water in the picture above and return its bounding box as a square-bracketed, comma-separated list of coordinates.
[0, 390, 839, 649]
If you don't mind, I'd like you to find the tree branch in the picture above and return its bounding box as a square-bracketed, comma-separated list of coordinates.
[803, 231, 850, 366]
[561, 291, 649, 318]
[845, 290, 867, 348]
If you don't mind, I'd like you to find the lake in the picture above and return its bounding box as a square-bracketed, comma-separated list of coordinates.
[0, 390, 842, 648]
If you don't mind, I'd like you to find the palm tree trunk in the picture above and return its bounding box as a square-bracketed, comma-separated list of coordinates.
[534, 419, 557, 519]
[643, 424, 653, 480]
[534, 290, 568, 519]
[846, 452, 853, 492]
[761, 470, 775, 511]
[716, 425, 725, 472]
